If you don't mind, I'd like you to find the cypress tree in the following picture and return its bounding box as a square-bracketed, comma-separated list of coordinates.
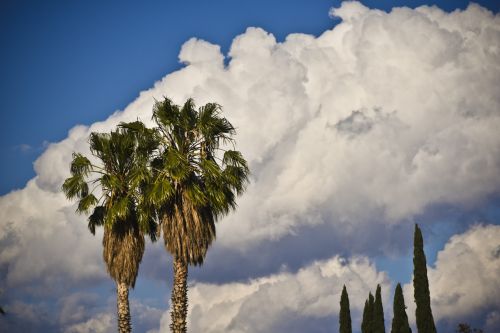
[339, 285, 352, 333]
[362, 299, 370, 333]
[413, 224, 437, 333]
[391, 283, 411, 333]
[362, 292, 375, 333]
[373, 284, 386, 333]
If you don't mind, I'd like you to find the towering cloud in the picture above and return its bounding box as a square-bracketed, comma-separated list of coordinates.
[1, 2, 499, 332]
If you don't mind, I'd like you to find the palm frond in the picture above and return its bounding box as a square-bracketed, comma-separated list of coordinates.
[223, 165, 249, 195]
[180, 98, 197, 131]
[62, 174, 88, 200]
[199, 159, 222, 180]
[77, 193, 98, 215]
[70, 153, 92, 176]
[148, 97, 249, 266]
[147, 178, 174, 206]
[103, 222, 145, 288]
[63, 126, 155, 289]
[152, 98, 180, 129]
[88, 206, 106, 235]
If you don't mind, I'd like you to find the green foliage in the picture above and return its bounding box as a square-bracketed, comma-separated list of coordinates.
[62, 174, 88, 199]
[391, 283, 411, 333]
[88, 206, 106, 235]
[413, 224, 437, 333]
[62, 126, 156, 289]
[69, 153, 92, 176]
[373, 284, 386, 333]
[339, 285, 352, 333]
[138, 96, 250, 266]
[62, 127, 156, 237]
[456, 323, 483, 333]
[362, 292, 375, 333]
[76, 194, 98, 214]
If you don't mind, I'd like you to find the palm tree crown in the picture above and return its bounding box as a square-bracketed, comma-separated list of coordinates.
[129, 97, 249, 265]
[62, 127, 157, 285]
[62, 127, 158, 333]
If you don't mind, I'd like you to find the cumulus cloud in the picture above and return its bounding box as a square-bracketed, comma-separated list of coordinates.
[0, 180, 106, 292]
[64, 313, 114, 333]
[404, 224, 500, 330]
[154, 255, 390, 333]
[0, 1, 499, 331]
[56, 294, 164, 333]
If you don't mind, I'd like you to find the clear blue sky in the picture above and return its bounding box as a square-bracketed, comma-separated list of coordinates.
[1, 0, 498, 195]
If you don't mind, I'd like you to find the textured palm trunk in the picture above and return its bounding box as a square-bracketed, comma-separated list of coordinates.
[117, 282, 132, 333]
[170, 256, 188, 333]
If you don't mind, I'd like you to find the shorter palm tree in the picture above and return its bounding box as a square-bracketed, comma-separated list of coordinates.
[62, 127, 156, 333]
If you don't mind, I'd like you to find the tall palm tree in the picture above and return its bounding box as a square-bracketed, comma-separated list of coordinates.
[126, 97, 249, 332]
[62, 127, 156, 333]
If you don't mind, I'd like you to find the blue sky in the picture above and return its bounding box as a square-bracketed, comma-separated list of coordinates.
[1, 0, 498, 194]
[1, 1, 500, 332]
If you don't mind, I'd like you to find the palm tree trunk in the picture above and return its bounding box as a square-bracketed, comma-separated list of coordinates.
[170, 256, 188, 333]
[117, 281, 132, 333]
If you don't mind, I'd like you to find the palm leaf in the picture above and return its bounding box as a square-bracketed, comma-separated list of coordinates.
[88, 206, 106, 235]
[77, 194, 98, 214]
[62, 174, 88, 199]
[70, 153, 92, 176]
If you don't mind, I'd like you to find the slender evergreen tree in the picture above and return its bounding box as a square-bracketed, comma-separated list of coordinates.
[362, 292, 375, 333]
[413, 224, 437, 333]
[373, 284, 386, 333]
[339, 285, 352, 333]
[391, 283, 411, 333]
[362, 299, 370, 333]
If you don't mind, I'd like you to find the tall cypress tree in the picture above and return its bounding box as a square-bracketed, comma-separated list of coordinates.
[339, 285, 352, 333]
[362, 292, 375, 333]
[362, 299, 370, 333]
[373, 284, 386, 333]
[413, 224, 437, 333]
[391, 283, 411, 333]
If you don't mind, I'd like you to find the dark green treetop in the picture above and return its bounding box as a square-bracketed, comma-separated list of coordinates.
[362, 292, 375, 333]
[339, 285, 352, 333]
[391, 283, 411, 333]
[413, 224, 437, 333]
[373, 284, 386, 333]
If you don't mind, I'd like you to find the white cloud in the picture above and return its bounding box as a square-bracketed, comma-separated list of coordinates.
[179, 38, 224, 67]
[58, 295, 163, 333]
[64, 313, 114, 333]
[0, 180, 105, 290]
[130, 298, 164, 330]
[155, 255, 389, 333]
[404, 224, 500, 329]
[58, 292, 100, 325]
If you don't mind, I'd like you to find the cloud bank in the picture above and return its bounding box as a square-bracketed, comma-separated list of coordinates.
[153, 256, 390, 333]
[404, 224, 500, 331]
[1, 1, 499, 331]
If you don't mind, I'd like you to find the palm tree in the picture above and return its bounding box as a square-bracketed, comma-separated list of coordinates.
[126, 97, 249, 332]
[62, 127, 156, 333]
